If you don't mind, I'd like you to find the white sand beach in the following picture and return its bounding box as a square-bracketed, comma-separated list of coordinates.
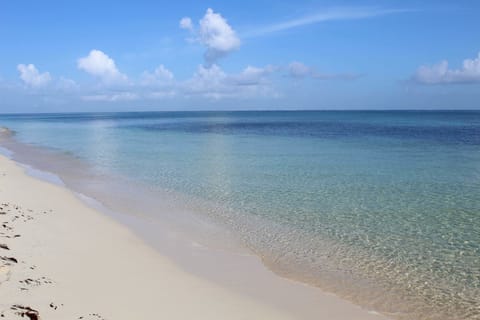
[0, 154, 389, 320]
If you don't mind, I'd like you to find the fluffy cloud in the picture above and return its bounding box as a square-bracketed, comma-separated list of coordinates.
[413, 52, 480, 84]
[179, 17, 193, 31]
[76, 61, 275, 101]
[12, 57, 358, 103]
[81, 63, 272, 101]
[17, 64, 51, 87]
[180, 8, 240, 65]
[184, 64, 227, 98]
[141, 65, 174, 85]
[184, 64, 276, 99]
[229, 65, 276, 86]
[77, 50, 127, 84]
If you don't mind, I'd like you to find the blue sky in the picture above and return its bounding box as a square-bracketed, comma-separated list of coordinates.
[0, 0, 479, 112]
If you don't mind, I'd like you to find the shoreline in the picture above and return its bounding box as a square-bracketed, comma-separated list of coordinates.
[0, 154, 389, 319]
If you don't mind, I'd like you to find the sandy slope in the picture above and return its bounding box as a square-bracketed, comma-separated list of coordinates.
[0, 155, 388, 320]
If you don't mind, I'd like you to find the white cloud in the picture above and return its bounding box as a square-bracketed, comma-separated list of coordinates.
[245, 7, 411, 37]
[13, 57, 359, 104]
[287, 61, 361, 80]
[229, 65, 276, 86]
[181, 8, 240, 65]
[179, 17, 193, 31]
[17, 64, 51, 87]
[413, 52, 480, 84]
[184, 64, 227, 98]
[77, 50, 127, 84]
[199, 9, 240, 54]
[288, 61, 313, 78]
[184, 64, 276, 99]
[141, 64, 174, 85]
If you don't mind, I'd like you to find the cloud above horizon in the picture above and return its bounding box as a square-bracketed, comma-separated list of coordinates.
[182, 64, 276, 99]
[287, 61, 361, 80]
[141, 64, 174, 86]
[77, 50, 128, 84]
[413, 52, 480, 84]
[17, 64, 51, 88]
[181, 8, 241, 65]
[11, 56, 364, 103]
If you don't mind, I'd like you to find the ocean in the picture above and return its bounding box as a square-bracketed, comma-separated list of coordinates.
[0, 110, 479, 319]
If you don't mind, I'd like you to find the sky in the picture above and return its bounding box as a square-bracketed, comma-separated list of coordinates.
[0, 0, 479, 112]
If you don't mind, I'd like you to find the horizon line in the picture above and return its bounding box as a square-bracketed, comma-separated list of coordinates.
[1, 109, 479, 116]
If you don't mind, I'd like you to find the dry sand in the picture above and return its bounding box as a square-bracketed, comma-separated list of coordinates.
[0, 154, 389, 320]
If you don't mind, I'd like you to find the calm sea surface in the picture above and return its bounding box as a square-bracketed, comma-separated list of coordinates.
[1, 111, 479, 319]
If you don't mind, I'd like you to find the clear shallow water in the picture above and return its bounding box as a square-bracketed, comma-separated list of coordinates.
[0, 111, 479, 319]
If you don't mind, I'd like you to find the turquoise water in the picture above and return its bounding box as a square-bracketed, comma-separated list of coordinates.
[0, 111, 479, 319]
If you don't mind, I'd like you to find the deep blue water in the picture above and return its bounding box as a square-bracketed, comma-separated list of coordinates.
[1, 111, 479, 319]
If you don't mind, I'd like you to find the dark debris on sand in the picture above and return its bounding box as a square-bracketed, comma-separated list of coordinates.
[0, 199, 97, 320]
[10, 305, 40, 320]
[0, 201, 58, 320]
